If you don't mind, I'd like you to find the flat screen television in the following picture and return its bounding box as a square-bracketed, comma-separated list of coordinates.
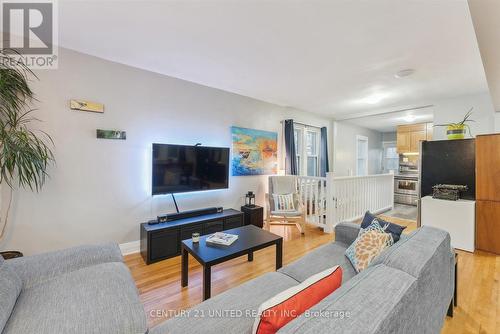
[152, 143, 229, 195]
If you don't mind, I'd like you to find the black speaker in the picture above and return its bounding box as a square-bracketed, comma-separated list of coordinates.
[154, 207, 223, 224]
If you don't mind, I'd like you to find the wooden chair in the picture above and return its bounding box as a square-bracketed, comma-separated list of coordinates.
[265, 175, 306, 234]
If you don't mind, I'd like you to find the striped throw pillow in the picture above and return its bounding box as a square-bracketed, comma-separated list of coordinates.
[272, 193, 295, 212]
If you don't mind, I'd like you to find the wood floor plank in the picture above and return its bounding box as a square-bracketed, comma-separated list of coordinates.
[125, 221, 500, 333]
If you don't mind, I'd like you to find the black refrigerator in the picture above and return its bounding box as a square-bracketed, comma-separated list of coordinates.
[418, 139, 476, 224]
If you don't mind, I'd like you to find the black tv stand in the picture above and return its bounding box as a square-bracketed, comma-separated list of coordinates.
[140, 208, 244, 264]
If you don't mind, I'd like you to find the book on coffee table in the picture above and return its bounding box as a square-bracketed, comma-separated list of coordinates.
[206, 232, 238, 246]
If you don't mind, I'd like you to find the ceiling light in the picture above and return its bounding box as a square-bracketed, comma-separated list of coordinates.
[404, 115, 417, 122]
[361, 93, 388, 105]
[395, 69, 415, 78]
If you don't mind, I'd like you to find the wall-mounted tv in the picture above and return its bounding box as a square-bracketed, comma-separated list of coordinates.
[152, 143, 229, 195]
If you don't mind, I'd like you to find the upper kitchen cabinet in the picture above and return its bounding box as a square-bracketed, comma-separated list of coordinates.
[410, 128, 427, 152]
[426, 122, 433, 141]
[397, 129, 411, 153]
[397, 122, 433, 154]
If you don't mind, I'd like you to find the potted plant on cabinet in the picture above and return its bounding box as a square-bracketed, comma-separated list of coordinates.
[0, 50, 54, 259]
[434, 108, 475, 140]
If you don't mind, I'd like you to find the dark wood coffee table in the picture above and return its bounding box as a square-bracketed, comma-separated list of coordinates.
[181, 225, 283, 300]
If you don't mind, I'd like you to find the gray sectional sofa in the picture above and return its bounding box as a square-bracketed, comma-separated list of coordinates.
[0, 222, 454, 334]
[0, 243, 147, 334]
[153, 222, 455, 334]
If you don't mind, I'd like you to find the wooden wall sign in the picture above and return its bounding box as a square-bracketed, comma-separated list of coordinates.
[70, 100, 104, 113]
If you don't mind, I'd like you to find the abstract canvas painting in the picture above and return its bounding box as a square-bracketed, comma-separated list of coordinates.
[231, 126, 278, 176]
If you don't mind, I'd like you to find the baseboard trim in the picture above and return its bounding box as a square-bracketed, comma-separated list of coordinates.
[119, 240, 140, 255]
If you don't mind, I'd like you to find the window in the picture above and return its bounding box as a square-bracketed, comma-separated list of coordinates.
[383, 141, 398, 172]
[356, 135, 368, 176]
[306, 130, 319, 176]
[294, 128, 303, 175]
[294, 125, 321, 176]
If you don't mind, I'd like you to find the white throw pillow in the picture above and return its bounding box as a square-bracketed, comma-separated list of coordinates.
[272, 193, 295, 212]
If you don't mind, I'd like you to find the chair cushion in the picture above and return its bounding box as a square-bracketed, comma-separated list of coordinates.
[279, 242, 356, 283]
[270, 210, 302, 217]
[2, 262, 147, 334]
[0, 261, 22, 333]
[151, 272, 299, 334]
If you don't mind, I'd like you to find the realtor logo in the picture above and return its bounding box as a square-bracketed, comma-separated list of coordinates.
[1, 0, 58, 68]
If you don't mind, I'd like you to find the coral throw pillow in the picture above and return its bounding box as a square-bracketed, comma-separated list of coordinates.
[252, 266, 342, 334]
[345, 220, 394, 273]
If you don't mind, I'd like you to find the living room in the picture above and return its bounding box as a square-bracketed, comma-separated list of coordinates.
[0, 1, 499, 334]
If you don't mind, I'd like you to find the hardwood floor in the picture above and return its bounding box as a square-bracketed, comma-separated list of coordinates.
[125, 220, 500, 333]
[125, 224, 332, 328]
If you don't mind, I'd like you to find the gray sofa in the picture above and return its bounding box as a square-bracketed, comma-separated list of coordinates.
[0, 222, 454, 334]
[152, 222, 455, 334]
[0, 243, 147, 334]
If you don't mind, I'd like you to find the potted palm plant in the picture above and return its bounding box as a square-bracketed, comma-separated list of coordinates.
[434, 108, 475, 140]
[0, 50, 54, 259]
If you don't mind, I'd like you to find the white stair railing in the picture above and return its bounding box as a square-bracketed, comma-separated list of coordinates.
[326, 172, 394, 233]
[297, 173, 394, 233]
[297, 176, 328, 228]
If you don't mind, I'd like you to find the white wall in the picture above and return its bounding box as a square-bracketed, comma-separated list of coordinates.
[382, 132, 397, 142]
[1, 48, 333, 255]
[432, 92, 495, 140]
[494, 112, 500, 133]
[332, 121, 383, 177]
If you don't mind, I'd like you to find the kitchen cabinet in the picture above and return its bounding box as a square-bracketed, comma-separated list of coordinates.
[397, 122, 432, 154]
[476, 134, 500, 202]
[426, 122, 433, 141]
[476, 200, 500, 254]
[476, 134, 500, 254]
[397, 130, 411, 153]
[410, 130, 427, 152]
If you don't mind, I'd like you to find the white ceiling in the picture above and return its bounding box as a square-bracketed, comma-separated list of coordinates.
[340, 106, 434, 133]
[57, 0, 489, 117]
[468, 0, 500, 112]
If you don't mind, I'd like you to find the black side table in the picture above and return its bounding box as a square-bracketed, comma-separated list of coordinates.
[241, 205, 264, 228]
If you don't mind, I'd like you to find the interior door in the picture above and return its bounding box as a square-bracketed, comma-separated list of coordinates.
[356, 136, 368, 176]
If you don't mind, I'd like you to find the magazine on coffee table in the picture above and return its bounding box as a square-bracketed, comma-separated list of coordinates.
[206, 232, 238, 246]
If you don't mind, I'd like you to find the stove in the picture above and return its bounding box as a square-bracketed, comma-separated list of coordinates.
[394, 174, 419, 206]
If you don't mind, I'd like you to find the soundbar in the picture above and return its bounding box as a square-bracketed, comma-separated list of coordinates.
[152, 207, 223, 224]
